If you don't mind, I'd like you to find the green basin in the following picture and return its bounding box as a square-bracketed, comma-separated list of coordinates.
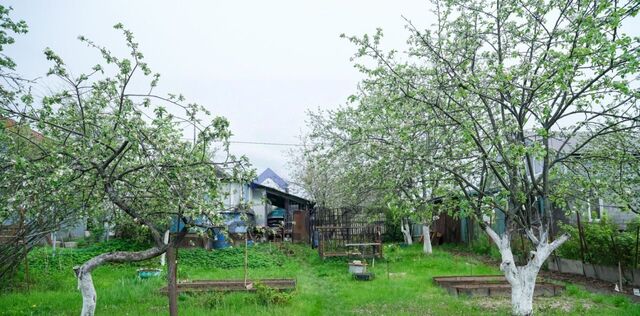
[137, 268, 161, 279]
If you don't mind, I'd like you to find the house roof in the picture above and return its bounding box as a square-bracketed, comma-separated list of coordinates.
[250, 182, 312, 206]
[256, 168, 289, 191]
[2, 117, 45, 141]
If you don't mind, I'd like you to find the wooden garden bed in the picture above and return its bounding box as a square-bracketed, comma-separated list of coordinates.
[159, 279, 296, 293]
[433, 275, 565, 297]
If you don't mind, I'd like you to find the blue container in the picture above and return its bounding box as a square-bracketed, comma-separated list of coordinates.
[211, 228, 230, 249]
[137, 268, 161, 279]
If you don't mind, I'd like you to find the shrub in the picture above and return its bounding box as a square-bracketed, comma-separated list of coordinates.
[27, 239, 153, 272]
[197, 292, 225, 309]
[27, 240, 288, 273]
[557, 216, 640, 267]
[469, 234, 501, 260]
[254, 282, 294, 305]
[114, 221, 154, 245]
[382, 211, 404, 242]
[177, 245, 286, 269]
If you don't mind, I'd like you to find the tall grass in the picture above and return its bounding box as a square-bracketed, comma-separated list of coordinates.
[1, 243, 638, 315]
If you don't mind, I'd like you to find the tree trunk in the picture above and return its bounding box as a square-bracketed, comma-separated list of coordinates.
[484, 226, 568, 316]
[167, 245, 178, 316]
[74, 246, 167, 316]
[510, 271, 536, 316]
[422, 224, 432, 254]
[160, 230, 170, 266]
[400, 219, 413, 245]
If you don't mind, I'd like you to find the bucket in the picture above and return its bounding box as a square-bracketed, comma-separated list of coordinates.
[348, 261, 367, 274]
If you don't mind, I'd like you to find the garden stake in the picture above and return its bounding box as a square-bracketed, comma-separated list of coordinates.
[610, 235, 623, 292]
[576, 212, 586, 264]
[244, 232, 249, 287]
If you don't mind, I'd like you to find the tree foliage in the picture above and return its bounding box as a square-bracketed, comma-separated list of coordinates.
[1, 23, 253, 314]
[300, 0, 640, 314]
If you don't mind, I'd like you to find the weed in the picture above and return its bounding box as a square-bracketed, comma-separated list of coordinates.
[254, 282, 294, 305]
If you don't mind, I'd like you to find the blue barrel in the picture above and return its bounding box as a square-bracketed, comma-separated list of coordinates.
[211, 229, 230, 249]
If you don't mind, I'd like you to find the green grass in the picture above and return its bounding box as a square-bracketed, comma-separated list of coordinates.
[1, 243, 639, 315]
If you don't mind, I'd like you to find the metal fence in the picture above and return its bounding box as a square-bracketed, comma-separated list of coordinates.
[311, 207, 385, 258]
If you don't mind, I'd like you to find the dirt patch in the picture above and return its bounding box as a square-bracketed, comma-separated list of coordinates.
[466, 296, 581, 313]
[539, 268, 640, 302]
[467, 296, 509, 311]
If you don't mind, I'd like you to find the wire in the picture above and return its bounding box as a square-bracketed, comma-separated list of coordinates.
[180, 138, 304, 147]
[229, 141, 304, 147]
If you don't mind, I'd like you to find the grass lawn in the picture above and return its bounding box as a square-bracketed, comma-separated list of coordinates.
[1, 242, 639, 315]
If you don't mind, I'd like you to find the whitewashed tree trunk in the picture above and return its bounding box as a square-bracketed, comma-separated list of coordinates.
[422, 224, 432, 254]
[160, 230, 170, 266]
[400, 219, 413, 245]
[74, 246, 167, 316]
[484, 226, 568, 316]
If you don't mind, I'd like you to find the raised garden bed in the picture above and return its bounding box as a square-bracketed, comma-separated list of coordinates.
[433, 275, 565, 297]
[159, 279, 296, 293]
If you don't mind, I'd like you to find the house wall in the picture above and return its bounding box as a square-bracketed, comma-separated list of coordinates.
[251, 188, 267, 227]
[221, 182, 244, 209]
[562, 199, 638, 230]
[220, 182, 269, 227]
[2, 217, 86, 240]
[607, 208, 637, 229]
[564, 200, 637, 230]
[57, 219, 87, 240]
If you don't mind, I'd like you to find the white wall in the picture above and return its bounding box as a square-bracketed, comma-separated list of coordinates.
[220, 183, 269, 227]
[221, 183, 243, 209]
[252, 188, 267, 227]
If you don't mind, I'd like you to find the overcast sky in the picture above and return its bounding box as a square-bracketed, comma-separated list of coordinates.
[4, 0, 433, 180]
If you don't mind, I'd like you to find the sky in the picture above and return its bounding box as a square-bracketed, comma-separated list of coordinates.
[4, 0, 434, 181]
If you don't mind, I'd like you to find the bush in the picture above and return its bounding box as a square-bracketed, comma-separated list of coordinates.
[382, 212, 404, 242]
[27, 239, 153, 272]
[27, 240, 289, 274]
[254, 282, 294, 305]
[557, 216, 640, 267]
[469, 234, 501, 261]
[197, 292, 225, 309]
[114, 221, 154, 245]
[177, 245, 286, 269]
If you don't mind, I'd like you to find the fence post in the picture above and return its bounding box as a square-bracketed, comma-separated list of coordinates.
[610, 235, 623, 292]
[576, 212, 586, 264]
[167, 244, 178, 316]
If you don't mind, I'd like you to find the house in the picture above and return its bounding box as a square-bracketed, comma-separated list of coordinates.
[1, 118, 86, 242]
[255, 167, 290, 193]
[186, 168, 313, 247]
[534, 134, 638, 230]
[423, 132, 638, 248]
